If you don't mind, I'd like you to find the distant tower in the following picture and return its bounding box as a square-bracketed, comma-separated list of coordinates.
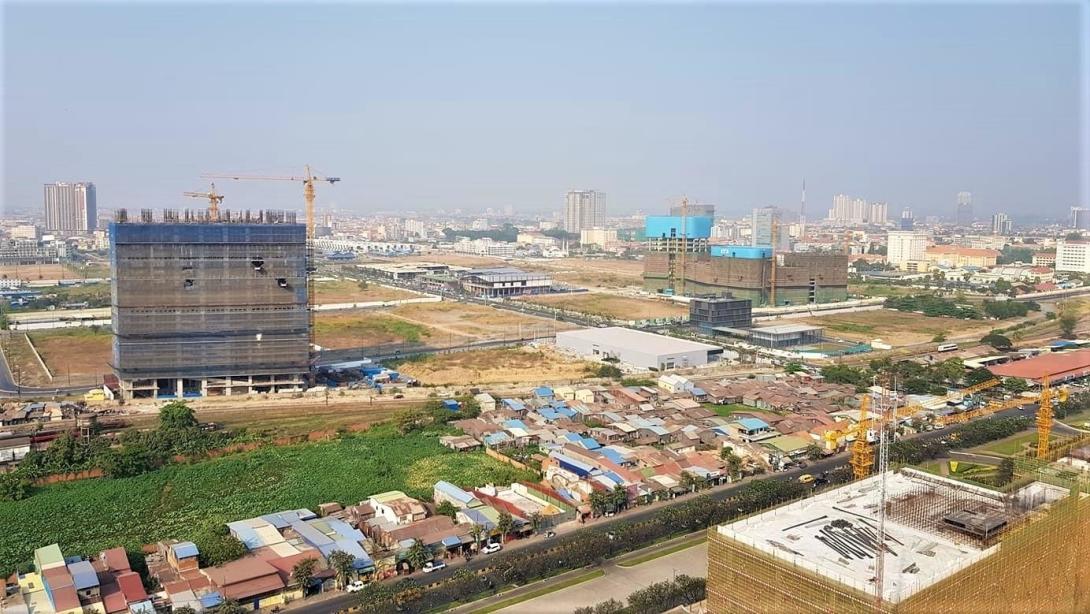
[799, 179, 806, 239]
[956, 192, 973, 226]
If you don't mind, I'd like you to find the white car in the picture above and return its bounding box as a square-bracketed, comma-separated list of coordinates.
[480, 542, 503, 554]
[346, 580, 367, 593]
[422, 560, 447, 573]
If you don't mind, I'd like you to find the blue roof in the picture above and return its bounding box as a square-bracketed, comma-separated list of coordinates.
[484, 432, 512, 445]
[580, 437, 601, 450]
[327, 518, 366, 541]
[442, 399, 460, 410]
[199, 593, 223, 609]
[170, 541, 200, 559]
[555, 406, 577, 418]
[690, 387, 706, 396]
[538, 408, 561, 421]
[441, 536, 462, 548]
[550, 400, 569, 408]
[226, 522, 262, 550]
[458, 507, 496, 530]
[435, 480, 477, 506]
[552, 452, 596, 477]
[534, 386, 554, 397]
[736, 417, 770, 431]
[600, 448, 626, 465]
[291, 520, 335, 547]
[67, 561, 99, 590]
[502, 398, 526, 411]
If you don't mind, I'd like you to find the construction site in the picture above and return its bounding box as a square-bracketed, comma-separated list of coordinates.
[707, 381, 1090, 614]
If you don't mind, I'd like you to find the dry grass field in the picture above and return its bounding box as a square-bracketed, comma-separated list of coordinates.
[314, 311, 434, 350]
[0, 264, 70, 282]
[519, 292, 687, 319]
[397, 346, 594, 385]
[28, 328, 113, 385]
[796, 309, 993, 345]
[313, 279, 417, 304]
[520, 257, 644, 288]
[391, 301, 577, 340]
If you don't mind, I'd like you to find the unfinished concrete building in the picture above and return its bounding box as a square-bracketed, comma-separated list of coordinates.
[643, 249, 848, 306]
[708, 464, 1090, 614]
[110, 212, 309, 400]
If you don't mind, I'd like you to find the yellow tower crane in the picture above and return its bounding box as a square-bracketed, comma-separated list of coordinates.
[183, 183, 225, 220]
[202, 165, 340, 239]
[850, 395, 874, 480]
[1036, 377, 1069, 459]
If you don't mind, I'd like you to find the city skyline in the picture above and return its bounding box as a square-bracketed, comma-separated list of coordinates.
[2, 3, 1085, 217]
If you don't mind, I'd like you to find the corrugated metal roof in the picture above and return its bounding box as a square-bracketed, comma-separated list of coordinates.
[67, 561, 99, 590]
[435, 480, 477, 505]
[170, 541, 199, 559]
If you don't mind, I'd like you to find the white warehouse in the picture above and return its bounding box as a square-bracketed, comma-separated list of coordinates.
[555, 327, 721, 370]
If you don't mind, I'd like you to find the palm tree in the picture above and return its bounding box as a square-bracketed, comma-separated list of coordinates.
[327, 550, 355, 589]
[527, 511, 544, 534]
[496, 511, 514, 544]
[469, 523, 485, 551]
[406, 539, 431, 571]
[290, 557, 318, 597]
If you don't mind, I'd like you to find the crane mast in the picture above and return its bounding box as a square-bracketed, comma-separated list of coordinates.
[183, 183, 225, 220]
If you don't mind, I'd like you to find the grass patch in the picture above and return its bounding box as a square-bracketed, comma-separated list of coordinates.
[313, 313, 431, 348]
[617, 536, 705, 568]
[471, 569, 606, 614]
[0, 425, 535, 575]
[707, 403, 759, 417]
[973, 431, 1059, 457]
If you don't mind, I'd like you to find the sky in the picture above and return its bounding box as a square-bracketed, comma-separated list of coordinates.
[2, 1, 1085, 219]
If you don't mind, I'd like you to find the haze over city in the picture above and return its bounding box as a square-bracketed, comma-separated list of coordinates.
[3, 2, 1085, 218]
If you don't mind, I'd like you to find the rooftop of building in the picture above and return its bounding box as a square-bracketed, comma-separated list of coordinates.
[988, 348, 1090, 381]
[925, 245, 1001, 257]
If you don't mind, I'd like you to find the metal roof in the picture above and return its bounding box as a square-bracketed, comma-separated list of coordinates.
[170, 541, 200, 559]
[67, 561, 99, 590]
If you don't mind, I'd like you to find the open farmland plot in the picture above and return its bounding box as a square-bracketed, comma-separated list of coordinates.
[314, 311, 434, 350]
[518, 293, 687, 320]
[0, 426, 534, 576]
[397, 346, 594, 385]
[28, 328, 112, 385]
[313, 279, 418, 304]
[797, 309, 991, 345]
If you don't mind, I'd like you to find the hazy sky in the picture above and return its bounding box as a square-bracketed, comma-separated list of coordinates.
[2, 2, 1085, 219]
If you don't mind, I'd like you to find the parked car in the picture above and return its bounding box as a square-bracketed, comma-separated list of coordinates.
[422, 560, 447, 573]
[346, 580, 367, 593]
[544, 531, 556, 539]
[798, 474, 815, 485]
[480, 542, 502, 554]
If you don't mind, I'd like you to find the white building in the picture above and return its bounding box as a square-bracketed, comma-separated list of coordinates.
[9, 225, 39, 240]
[886, 230, 930, 269]
[555, 327, 720, 370]
[564, 190, 605, 233]
[579, 227, 618, 250]
[453, 238, 517, 258]
[516, 232, 560, 247]
[1055, 239, 1090, 274]
[43, 181, 96, 233]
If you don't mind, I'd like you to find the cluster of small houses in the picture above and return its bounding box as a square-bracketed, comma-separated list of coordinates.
[443, 373, 871, 505]
[4, 480, 574, 614]
[0, 402, 96, 469]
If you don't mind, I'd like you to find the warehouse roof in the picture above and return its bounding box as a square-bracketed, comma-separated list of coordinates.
[988, 348, 1090, 382]
[556, 327, 719, 354]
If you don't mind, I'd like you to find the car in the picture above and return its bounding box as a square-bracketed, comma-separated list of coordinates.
[422, 560, 447, 573]
[346, 580, 367, 593]
[798, 474, 815, 484]
[480, 542, 502, 554]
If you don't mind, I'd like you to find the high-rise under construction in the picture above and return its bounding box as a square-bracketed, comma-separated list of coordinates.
[707, 451, 1090, 614]
[110, 210, 309, 400]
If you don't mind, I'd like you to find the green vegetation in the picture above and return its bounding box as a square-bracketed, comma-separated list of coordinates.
[885, 294, 980, 319]
[590, 363, 624, 379]
[997, 245, 1035, 265]
[982, 300, 1038, 319]
[314, 315, 428, 343]
[475, 569, 606, 614]
[620, 377, 656, 387]
[6, 283, 111, 312]
[576, 574, 706, 614]
[887, 416, 1031, 466]
[981, 331, 1013, 351]
[442, 223, 518, 243]
[707, 403, 758, 417]
[974, 431, 1055, 457]
[0, 424, 533, 576]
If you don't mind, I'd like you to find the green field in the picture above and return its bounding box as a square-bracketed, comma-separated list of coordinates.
[0, 426, 534, 575]
[974, 431, 1059, 457]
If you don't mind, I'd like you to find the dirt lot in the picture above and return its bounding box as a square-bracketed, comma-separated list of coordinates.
[396, 253, 508, 268]
[518, 292, 687, 319]
[313, 279, 417, 304]
[27, 328, 113, 385]
[314, 311, 434, 350]
[797, 309, 993, 346]
[397, 346, 594, 385]
[519, 257, 644, 288]
[391, 301, 577, 340]
[0, 264, 71, 282]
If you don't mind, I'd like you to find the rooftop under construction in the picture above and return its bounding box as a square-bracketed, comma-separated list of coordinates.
[708, 444, 1090, 614]
[110, 209, 309, 400]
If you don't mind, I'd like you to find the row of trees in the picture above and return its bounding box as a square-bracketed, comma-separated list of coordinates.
[394, 395, 481, 435]
[821, 357, 968, 395]
[574, 574, 706, 614]
[887, 416, 1030, 465]
[885, 294, 981, 319]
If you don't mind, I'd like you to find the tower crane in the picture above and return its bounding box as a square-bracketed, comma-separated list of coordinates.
[202, 165, 340, 239]
[183, 183, 225, 220]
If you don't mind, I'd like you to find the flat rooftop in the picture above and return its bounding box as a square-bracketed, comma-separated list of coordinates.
[751, 323, 824, 335]
[718, 471, 1001, 603]
[556, 327, 719, 354]
[988, 348, 1090, 382]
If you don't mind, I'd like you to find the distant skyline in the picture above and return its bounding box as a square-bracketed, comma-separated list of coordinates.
[3, 2, 1086, 218]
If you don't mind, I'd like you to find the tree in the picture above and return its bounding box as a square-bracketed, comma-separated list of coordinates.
[932, 333, 947, 343]
[327, 550, 356, 589]
[405, 539, 431, 571]
[158, 401, 198, 431]
[0, 473, 30, 502]
[783, 361, 805, 374]
[468, 523, 485, 549]
[435, 500, 458, 519]
[995, 458, 1015, 486]
[805, 444, 825, 461]
[528, 511, 544, 533]
[172, 608, 198, 614]
[1003, 377, 1029, 394]
[217, 601, 246, 614]
[193, 531, 247, 567]
[981, 332, 1013, 351]
[496, 511, 514, 544]
[1059, 312, 1078, 339]
[965, 368, 996, 386]
[588, 490, 609, 517]
[291, 557, 319, 596]
[720, 450, 743, 480]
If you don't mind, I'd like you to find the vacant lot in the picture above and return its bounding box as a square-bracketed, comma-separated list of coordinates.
[0, 264, 70, 282]
[520, 257, 644, 289]
[313, 278, 417, 304]
[398, 253, 508, 268]
[519, 293, 686, 320]
[0, 425, 535, 576]
[29, 328, 113, 385]
[1, 333, 53, 387]
[397, 346, 594, 385]
[392, 301, 577, 340]
[314, 311, 433, 349]
[798, 309, 992, 346]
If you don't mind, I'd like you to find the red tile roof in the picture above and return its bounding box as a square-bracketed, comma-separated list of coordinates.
[116, 571, 149, 603]
[201, 557, 285, 601]
[99, 582, 128, 614]
[51, 585, 82, 612]
[989, 349, 1090, 381]
[99, 547, 131, 574]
